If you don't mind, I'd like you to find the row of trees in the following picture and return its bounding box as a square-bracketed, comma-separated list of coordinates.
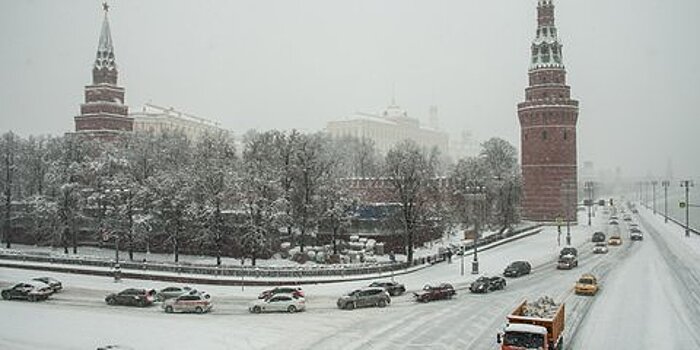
[0, 129, 521, 266]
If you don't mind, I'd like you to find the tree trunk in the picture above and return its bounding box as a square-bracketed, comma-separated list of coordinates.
[300, 227, 305, 252]
[174, 237, 179, 263]
[332, 226, 338, 255]
[63, 228, 69, 254]
[72, 227, 78, 254]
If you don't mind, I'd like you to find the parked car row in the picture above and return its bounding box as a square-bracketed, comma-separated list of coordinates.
[1, 276, 62, 302]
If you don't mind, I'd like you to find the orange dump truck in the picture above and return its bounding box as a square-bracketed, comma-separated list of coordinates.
[498, 298, 565, 350]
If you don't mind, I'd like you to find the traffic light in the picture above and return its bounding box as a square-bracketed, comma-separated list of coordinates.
[598, 199, 606, 206]
[609, 198, 614, 206]
[680, 201, 687, 208]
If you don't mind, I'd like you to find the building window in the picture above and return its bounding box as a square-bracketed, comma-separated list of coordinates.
[564, 130, 568, 140]
[542, 130, 548, 140]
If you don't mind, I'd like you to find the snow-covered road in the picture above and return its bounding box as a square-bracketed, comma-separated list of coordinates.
[573, 206, 700, 349]
[4, 208, 695, 350]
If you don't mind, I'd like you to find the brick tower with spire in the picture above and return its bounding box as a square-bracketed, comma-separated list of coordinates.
[74, 2, 132, 137]
[518, 0, 579, 223]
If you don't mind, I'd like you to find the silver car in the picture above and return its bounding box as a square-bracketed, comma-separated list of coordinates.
[162, 292, 212, 314]
[156, 286, 193, 301]
[337, 287, 391, 310]
[249, 293, 306, 313]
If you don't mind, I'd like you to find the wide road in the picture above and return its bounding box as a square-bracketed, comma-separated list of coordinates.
[572, 206, 700, 349]
[0, 209, 661, 350]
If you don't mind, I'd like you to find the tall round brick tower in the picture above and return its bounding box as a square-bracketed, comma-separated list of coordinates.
[518, 0, 579, 223]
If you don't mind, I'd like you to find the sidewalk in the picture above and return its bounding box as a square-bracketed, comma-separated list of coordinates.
[0, 226, 543, 286]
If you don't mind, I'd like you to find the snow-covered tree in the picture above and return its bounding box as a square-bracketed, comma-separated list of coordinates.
[449, 156, 490, 235]
[140, 169, 194, 263]
[0, 132, 19, 248]
[291, 133, 334, 252]
[479, 138, 521, 230]
[45, 135, 93, 254]
[239, 131, 282, 265]
[192, 131, 237, 265]
[272, 130, 301, 246]
[384, 140, 440, 265]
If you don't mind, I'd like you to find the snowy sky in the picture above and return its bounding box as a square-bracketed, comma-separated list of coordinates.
[1, 0, 699, 179]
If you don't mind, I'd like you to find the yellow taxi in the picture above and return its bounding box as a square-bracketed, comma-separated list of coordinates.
[608, 235, 622, 246]
[575, 274, 599, 296]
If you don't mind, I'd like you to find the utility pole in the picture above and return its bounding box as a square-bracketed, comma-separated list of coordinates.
[680, 180, 694, 237]
[561, 181, 576, 245]
[651, 180, 658, 214]
[638, 181, 643, 202]
[662, 180, 670, 223]
[465, 180, 486, 275]
[584, 181, 594, 226]
[460, 245, 465, 276]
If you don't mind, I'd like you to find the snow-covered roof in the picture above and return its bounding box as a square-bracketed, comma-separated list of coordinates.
[505, 323, 547, 335]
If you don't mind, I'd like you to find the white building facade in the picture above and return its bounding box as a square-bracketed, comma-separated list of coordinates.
[131, 103, 230, 140]
[326, 102, 449, 156]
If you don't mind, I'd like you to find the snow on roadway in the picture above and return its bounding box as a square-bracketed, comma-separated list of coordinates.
[572, 205, 700, 349]
[0, 211, 603, 350]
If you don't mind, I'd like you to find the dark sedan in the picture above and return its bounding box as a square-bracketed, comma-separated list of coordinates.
[591, 231, 606, 243]
[1, 281, 53, 302]
[503, 261, 532, 277]
[469, 276, 506, 294]
[413, 283, 456, 302]
[105, 288, 155, 307]
[368, 281, 406, 296]
[258, 286, 304, 300]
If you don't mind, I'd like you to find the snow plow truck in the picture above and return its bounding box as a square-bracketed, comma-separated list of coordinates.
[497, 297, 565, 350]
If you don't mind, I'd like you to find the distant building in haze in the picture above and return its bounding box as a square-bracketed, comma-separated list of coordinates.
[325, 100, 449, 156]
[131, 103, 230, 140]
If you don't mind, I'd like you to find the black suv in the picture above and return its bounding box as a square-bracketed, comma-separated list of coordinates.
[368, 281, 406, 296]
[105, 288, 155, 307]
[592, 231, 606, 243]
[469, 276, 506, 293]
[504, 261, 531, 277]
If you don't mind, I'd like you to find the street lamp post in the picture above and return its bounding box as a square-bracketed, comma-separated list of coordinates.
[460, 245, 465, 276]
[113, 233, 121, 282]
[464, 180, 486, 275]
[561, 181, 576, 245]
[681, 180, 695, 237]
[584, 181, 594, 226]
[662, 180, 670, 223]
[651, 181, 658, 214]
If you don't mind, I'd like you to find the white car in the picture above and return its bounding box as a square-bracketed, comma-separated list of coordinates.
[162, 292, 212, 314]
[593, 243, 609, 254]
[249, 293, 306, 313]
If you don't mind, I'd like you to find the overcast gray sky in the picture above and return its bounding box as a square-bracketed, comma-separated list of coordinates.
[1, 0, 699, 179]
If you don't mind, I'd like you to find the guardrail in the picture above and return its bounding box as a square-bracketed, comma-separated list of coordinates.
[640, 202, 700, 235]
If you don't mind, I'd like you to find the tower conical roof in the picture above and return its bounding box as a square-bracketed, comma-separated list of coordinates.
[94, 7, 116, 71]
